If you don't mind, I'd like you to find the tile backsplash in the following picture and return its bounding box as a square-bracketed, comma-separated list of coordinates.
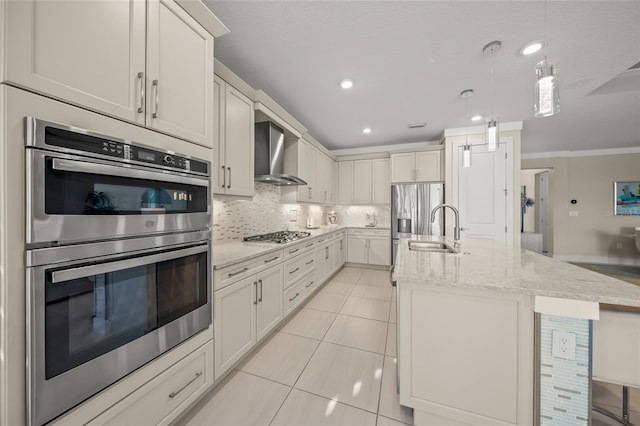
[212, 183, 391, 243]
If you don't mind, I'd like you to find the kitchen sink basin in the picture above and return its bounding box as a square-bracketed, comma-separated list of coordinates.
[408, 240, 459, 253]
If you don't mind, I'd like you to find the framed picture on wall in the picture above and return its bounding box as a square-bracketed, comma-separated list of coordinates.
[614, 181, 640, 215]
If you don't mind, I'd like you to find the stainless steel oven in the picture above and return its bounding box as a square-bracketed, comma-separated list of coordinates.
[26, 231, 211, 425]
[26, 117, 210, 246]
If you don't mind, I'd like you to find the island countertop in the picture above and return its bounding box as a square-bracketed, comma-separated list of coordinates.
[393, 236, 640, 308]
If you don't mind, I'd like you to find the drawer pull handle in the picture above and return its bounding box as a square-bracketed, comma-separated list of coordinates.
[289, 292, 300, 302]
[228, 267, 249, 277]
[152, 79, 159, 118]
[289, 248, 299, 254]
[306, 259, 314, 265]
[264, 256, 279, 263]
[305, 281, 314, 288]
[305, 243, 314, 248]
[289, 267, 299, 274]
[168, 371, 203, 399]
[137, 72, 145, 113]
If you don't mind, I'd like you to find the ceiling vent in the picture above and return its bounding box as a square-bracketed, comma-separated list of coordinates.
[408, 122, 426, 129]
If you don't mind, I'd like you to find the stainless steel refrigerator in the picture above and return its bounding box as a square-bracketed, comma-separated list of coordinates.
[391, 183, 444, 264]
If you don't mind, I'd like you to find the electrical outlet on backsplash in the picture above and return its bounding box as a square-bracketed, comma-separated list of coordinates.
[212, 183, 391, 243]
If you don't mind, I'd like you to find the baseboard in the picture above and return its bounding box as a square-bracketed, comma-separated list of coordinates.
[553, 255, 640, 266]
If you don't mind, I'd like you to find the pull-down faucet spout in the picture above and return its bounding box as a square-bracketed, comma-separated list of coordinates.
[430, 204, 461, 241]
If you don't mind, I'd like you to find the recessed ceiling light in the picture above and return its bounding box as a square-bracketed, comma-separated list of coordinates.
[471, 115, 483, 122]
[362, 127, 372, 134]
[521, 41, 544, 56]
[340, 79, 353, 89]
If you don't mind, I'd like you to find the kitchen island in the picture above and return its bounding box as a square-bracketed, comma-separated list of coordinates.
[393, 236, 640, 426]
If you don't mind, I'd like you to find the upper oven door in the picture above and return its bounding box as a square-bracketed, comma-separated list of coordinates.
[27, 149, 210, 245]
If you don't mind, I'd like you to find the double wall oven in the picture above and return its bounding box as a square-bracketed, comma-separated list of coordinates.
[25, 118, 212, 425]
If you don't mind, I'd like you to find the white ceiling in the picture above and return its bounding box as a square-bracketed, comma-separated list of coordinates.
[204, 1, 640, 154]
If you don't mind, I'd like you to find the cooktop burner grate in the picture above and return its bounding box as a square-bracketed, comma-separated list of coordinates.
[243, 230, 312, 244]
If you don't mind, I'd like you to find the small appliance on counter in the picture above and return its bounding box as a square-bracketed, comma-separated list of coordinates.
[306, 217, 320, 229]
[328, 211, 338, 225]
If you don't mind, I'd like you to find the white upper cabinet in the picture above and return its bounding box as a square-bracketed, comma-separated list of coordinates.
[213, 75, 255, 196]
[317, 153, 333, 203]
[353, 160, 373, 204]
[390, 150, 443, 183]
[338, 158, 390, 205]
[283, 138, 336, 205]
[338, 162, 354, 204]
[4, 0, 215, 147]
[372, 158, 390, 204]
[146, 0, 214, 146]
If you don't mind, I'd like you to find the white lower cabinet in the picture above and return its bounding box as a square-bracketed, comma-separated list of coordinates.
[214, 263, 283, 379]
[347, 229, 391, 266]
[88, 341, 214, 426]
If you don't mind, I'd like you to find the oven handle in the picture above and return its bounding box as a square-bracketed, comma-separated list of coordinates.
[51, 158, 209, 187]
[50, 244, 207, 283]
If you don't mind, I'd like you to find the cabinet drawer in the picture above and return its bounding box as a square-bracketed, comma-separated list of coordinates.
[300, 272, 316, 298]
[284, 252, 315, 288]
[284, 274, 308, 316]
[215, 250, 283, 291]
[284, 239, 316, 259]
[91, 342, 213, 426]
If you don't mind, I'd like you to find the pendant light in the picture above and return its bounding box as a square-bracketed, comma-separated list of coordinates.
[483, 40, 501, 152]
[460, 89, 473, 168]
[534, 0, 559, 117]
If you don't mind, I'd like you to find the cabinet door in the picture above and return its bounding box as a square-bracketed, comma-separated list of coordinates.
[368, 236, 391, 266]
[331, 161, 339, 203]
[307, 144, 319, 202]
[390, 153, 416, 183]
[5, 0, 146, 124]
[372, 158, 391, 204]
[339, 237, 346, 266]
[337, 161, 354, 204]
[317, 153, 331, 203]
[353, 160, 372, 204]
[147, 0, 214, 146]
[415, 151, 442, 182]
[347, 235, 368, 264]
[256, 265, 284, 342]
[296, 141, 311, 202]
[223, 85, 255, 196]
[314, 246, 327, 286]
[212, 76, 225, 193]
[214, 276, 256, 379]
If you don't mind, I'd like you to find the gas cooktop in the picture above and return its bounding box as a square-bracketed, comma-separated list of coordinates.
[243, 231, 312, 244]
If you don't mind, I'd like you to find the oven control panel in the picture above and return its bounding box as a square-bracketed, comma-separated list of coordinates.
[36, 120, 209, 176]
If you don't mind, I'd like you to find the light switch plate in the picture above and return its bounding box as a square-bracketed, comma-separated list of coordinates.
[552, 330, 577, 361]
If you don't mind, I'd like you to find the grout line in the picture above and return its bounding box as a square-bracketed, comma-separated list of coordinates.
[292, 387, 381, 416]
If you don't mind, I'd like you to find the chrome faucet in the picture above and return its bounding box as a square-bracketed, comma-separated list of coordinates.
[430, 203, 461, 241]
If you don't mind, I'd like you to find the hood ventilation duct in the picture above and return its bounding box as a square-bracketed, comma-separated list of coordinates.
[254, 121, 307, 186]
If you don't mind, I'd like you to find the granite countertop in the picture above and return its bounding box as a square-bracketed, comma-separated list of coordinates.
[213, 225, 349, 269]
[393, 236, 640, 308]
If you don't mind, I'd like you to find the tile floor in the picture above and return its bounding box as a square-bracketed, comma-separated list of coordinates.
[180, 266, 412, 426]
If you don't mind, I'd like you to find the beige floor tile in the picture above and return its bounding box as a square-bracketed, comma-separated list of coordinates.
[378, 357, 414, 425]
[295, 342, 384, 412]
[271, 389, 377, 426]
[358, 269, 391, 287]
[280, 308, 337, 340]
[376, 415, 412, 426]
[334, 267, 365, 284]
[239, 332, 319, 386]
[386, 323, 397, 357]
[351, 284, 392, 301]
[184, 370, 290, 426]
[324, 314, 388, 354]
[321, 280, 357, 296]
[305, 292, 349, 313]
[389, 302, 397, 323]
[341, 296, 391, 322]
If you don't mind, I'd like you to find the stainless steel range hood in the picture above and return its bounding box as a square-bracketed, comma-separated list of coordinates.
[255, 121, 306, 186]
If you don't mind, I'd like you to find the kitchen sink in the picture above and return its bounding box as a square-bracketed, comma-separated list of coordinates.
[408, 240, 459, 253]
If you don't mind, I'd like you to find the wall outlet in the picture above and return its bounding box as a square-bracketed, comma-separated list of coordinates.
[569, 211, 578, 217]
[552, 330, 576, 361]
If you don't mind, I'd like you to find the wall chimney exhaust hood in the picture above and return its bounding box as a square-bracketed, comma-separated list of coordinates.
[255, 121, 306, 186]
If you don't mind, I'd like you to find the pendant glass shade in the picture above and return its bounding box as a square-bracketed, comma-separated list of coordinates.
[486, 119, 498, 152]
[534, 59, 559, 117]
[462, 145, 472, 168]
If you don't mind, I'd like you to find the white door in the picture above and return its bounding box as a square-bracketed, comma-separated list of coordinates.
[5, 0, 146, 124]
[223, 85, 255, 196]
[147, 0, 214, 146]
[347, 235, 368, 264]
[256, 265, 283, 341]
[214, 276, 256, 379]
[372, 158, 391, 204]
[390, 153, 415, 183]
[369, 236, 391, 266]
[338, 161, 354, 204]
[213, 76, 225, 193]
[353, 160, 373, 204]
[415, 151, 442, 182]
[452, 139, 514, 243]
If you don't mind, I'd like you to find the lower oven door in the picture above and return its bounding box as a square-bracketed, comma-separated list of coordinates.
[27, 240, 211, 425]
